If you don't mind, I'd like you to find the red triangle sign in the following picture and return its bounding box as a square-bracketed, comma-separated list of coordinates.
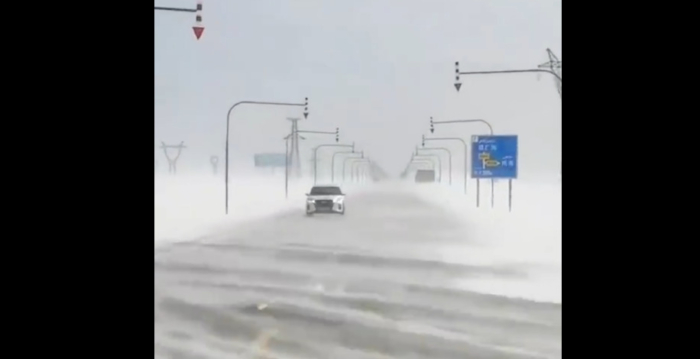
[192, 26, 204, 40]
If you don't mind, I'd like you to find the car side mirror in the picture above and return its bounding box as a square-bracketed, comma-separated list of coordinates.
[305, 193, 310, 196]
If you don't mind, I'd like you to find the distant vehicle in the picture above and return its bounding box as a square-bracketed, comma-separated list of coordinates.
[414, 170, 435, 183]
[306, 185, 345, 215]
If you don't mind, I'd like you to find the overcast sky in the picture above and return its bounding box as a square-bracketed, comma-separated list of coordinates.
[155, 0, 561, 178]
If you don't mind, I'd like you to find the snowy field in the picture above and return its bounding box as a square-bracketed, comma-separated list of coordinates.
[155, 172, 561, 303]
[155, 172, 375, 246]
[410, 178, 561, 303]
[155, 173, 303, 246]
[155, 172, 562, 358]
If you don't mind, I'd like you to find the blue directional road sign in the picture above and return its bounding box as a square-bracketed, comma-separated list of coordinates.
[254, 153, 287, 167]
[471, 135, 518, 179]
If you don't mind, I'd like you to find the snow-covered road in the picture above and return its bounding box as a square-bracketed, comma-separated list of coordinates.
[155, 182, 561, 358]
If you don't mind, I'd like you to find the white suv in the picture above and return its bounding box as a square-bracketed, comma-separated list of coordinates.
[306, 185, 345, 215]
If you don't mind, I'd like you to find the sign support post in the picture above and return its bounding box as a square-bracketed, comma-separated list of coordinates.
[471, 135, 518, 211]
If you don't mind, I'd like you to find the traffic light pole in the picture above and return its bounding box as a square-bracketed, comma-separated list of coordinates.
[407, 160, 435, 180]
[430, 118, 493, 135]
[430, 117, 495, 207]
[154, 0, 205, 40]
[417, 147, 452, 185]
[343, 157, 367, 182]
[454, 62, 561, 93]
[313, 142, 354, 184]
[154, 6, 195, 12]
[225, 98, 309, 214]
[413, 154, 441, 183]
[422, 135, 468, 195]
[352, 160, 372, 183]
[332, 151, 362, 183]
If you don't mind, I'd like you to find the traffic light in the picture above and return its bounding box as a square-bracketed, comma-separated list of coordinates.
[421, 134, 425, 147]
[454, 61, 462, 92]
[192, 0, 204, 40]
[303, 97, 309, 119]
[335, 127, 339, 142]
[430, 117, 434, 133]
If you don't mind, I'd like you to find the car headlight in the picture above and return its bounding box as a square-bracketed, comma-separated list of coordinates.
[307, 198, 315, 203]
[333, 196, 344, 203]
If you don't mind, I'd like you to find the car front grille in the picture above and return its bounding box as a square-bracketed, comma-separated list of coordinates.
[315, 200, 333, 207]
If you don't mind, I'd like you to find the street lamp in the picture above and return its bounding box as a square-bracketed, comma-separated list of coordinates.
[422, 135, 468, 195]
[412, 153, 441, 183]
[401, 155, 433, 178]
[430, 116, 495, 207]
[343, 157, 368, 183]
[430, 117, 493, 135]
[225, 97, 309, 214]
[283, 127, 337, 196]
[351, 160, 372, 183]
[340, 153, 364, 182]
[313, 142, 354, 183]
[332, 150, 362, 183]
[405, 160, 435, 181]
[403, 152, 436, 174]
[417, 147, 452, 185]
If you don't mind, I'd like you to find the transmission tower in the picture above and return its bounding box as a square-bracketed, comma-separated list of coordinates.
[160, 141, 186, 174]
[538, 48, 563, 178]
[287, 118, 302, 178]
[538, 48, 562, 98]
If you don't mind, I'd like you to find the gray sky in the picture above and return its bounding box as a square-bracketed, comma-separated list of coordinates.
[155, 0, 561, 177]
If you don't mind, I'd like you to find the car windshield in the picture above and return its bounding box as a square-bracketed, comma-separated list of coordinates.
[310, 186, 342, 195]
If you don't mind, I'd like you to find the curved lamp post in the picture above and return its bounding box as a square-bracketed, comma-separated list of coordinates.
[332, 150, 362, 183]
[224, 98, 309, 214]
[417, 147, 452, 185]
[313, 141, 354, 183]
[429, 117, 495, 207]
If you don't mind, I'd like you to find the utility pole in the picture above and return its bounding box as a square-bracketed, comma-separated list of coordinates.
[283, 126, 336, 179]
[538, 48, 562, 98]
[287, 117, 302, 178]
